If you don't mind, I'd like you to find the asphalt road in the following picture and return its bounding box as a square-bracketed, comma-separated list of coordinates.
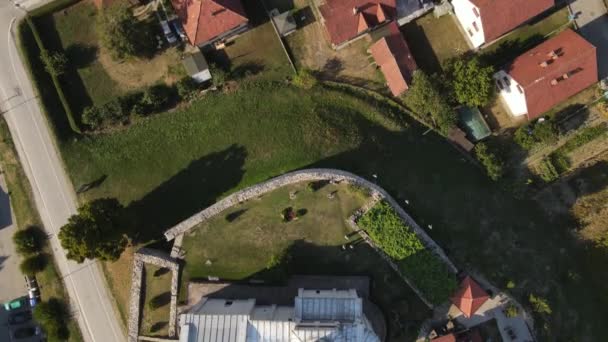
[0, 1, 125, 341]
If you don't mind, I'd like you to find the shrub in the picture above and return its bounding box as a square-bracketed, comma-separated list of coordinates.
[20, 254, 48, 274]
[40, 49, 68, 77]
[282, 207, 296, 222]
[504, 303, 519, 318]
[529, 294, 552, 315]
[140, 85, 170, 115]
[82, 100, 127, 130]
[210, 64, 228, 87]
[358, 201, 457, 303]
[33, 298, 69, 341]
[13, 225, 46, 255]
[536, 158, 560, 183]
[514, 121, 558, 150]
[292, 69, 317, 89]
[176, 77, 199, 100]
[474, 143, 504, 181]
[445, 56, 495, 107]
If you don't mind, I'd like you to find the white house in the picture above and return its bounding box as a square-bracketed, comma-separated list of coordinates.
[493, 70, 528, 116]
[179, 288, 381, 342]
[452, 0, 554, 49]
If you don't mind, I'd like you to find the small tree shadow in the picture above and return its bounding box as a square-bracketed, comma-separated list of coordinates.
[225, 209, 248, 222]
[149, 291, 171, 308]
[64, 43, 98, 69]
[231, 62, 265, 79]
[76, 174, 107, 194]
[153, 267, 170, 277]
[296, 208, 308, 217]
[150, 321, 168, 333]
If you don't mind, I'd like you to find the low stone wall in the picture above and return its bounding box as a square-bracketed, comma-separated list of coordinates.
[163, 168, 457, 274]
[128, 248, 180, 342]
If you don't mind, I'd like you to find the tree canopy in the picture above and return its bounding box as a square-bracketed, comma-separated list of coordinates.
[13, 225, 46, 255]
[96, 3, 153, 59]
[58, 198, 128, 263]
[33, 298, 70, 341]
[446, 56, 495, 107]
[403, 70, 457, 134]
[40, 50, 68, 78]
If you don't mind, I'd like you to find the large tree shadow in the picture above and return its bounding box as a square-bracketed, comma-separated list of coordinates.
[127, 144, 247, 243]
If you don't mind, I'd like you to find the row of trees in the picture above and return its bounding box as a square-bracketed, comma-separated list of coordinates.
[13, 225, 48, 274]
[402, 56, 495, 134]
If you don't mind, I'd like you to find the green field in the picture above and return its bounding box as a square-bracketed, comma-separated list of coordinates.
[181, 181, 428, 339]
[55, 79, 608, 339]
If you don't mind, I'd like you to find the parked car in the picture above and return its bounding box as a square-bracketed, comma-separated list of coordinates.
[3, 297, 26, 311]
[160, 20, 177, 44]
[12, 326, 40, 340]
[8, 311, 32, 325]
[170, 20, 187, 41]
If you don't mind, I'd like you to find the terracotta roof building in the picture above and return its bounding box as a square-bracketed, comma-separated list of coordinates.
[171, 0, 249, 47]
[452, 0, 554, 48]
[370, 22, 417, 96]
[450, 276, 489, 318]
[494, 29, 598, 120]
[318, 0, 397, 48]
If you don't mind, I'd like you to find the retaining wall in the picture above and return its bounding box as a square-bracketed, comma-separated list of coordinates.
[164, 168, 457, 274]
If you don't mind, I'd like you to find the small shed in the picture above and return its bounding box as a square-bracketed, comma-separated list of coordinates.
[182, 51, 212, 84]
[270, 9, 297, 37]
[458, 106, 492, 142]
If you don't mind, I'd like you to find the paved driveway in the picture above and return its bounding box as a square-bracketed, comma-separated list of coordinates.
[570, 0, 608, 78]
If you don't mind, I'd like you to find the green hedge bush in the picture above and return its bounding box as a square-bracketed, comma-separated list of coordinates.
[358, 201, 457, 304]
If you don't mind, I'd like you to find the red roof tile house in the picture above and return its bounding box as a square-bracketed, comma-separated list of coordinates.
[494, 29, 598, 120]
[370, 22, 417, 96]
[171, 0, 249, 47]
[452, 0, 554, 48]
[450, 276, 489, 318]
[318, 0, 397, 49]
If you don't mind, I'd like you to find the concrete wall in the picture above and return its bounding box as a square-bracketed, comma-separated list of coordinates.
[452, 0, 485, 48]
[494, 70, 529, 117]
[164, 168, 457, 273]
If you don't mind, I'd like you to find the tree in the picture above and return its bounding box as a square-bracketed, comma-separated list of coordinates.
[139, 85, 170, 114]
[33, 298, 69, 340]
[446, 56, 495, 107]
[403, 70, 457, 134]
[40, 49, 68, 77]
[20, 254, 48, 274]
[474, 143, 504, 181]
[13, 225, 46, 255]
[96, 3, 152, 59]
[58, 198, 128, 263]
[514, 121, 559, 150]
[176, 77, 199, 100]
[529, 294, 552, 315]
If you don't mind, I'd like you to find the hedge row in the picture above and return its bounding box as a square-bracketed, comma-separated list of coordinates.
[538, 124, 608, 182]
[23, 17, 81, 134]
[358, 201, 457, 304]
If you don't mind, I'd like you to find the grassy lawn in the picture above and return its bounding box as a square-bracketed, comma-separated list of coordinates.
[0, 120, 83, 342]
[181, 181, 429, 340]
[140, 265, 172, 337]
[481, 7, 571, 67]
[57, 79, 608, 339]
[402, 13, 469, 73]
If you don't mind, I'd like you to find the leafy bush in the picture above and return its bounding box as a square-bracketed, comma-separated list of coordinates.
[514, 121, 558, 150]
[529, 294, 552, 315]
[13, 225, 46, 255]
[176, 77, 199, 100]
[536, 158, 560, 183]
[292, 69, 317, 89]
[20, 254, 48, 274]
[33, 298, 69, 341]
[445, 56, 495, 107]
[210, 64, 228, 87]
[358, 201, 457, 303]
[40, 49, 68, 77]
[282, 207, 296, 222]
[82, 99, 126, 130]
[474, 143, 504, 181]
[140, 85, 171, 115]
[504, 303, 519, 318]
[560, 125, 607, 154]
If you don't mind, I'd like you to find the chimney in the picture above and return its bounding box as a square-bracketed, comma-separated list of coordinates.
[540, 61, 548, 68]
[551, 79, 558, 86]
[563, 73, 569, 80]
[353, 6, 358, 15]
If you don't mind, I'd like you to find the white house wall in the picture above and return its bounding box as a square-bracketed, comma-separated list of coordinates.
[452, 0, 485, 48]
[494, 70, 528, 117]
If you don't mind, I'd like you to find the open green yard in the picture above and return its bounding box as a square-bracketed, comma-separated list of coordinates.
[57, 79, 608, 339]
[181, 181, 428, 340]
[140, 265, 172, 337]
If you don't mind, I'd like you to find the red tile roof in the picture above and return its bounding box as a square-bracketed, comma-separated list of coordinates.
[319, 0, 396, 46]
[470, 0, 554, 42]
[171, 0, 248, 46]
[450, 276, 489, 318]
[433, 334, 457, 342]
[507, 29, 598, 119]
[370, 22, 417, 96]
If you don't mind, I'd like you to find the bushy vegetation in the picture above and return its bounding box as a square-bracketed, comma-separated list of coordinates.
[20, 254, 49, 274]
[504, 303, 519, 318]
[474, 143, 504, 181]
[403, 70, 456, 134]
[40, 50, 68, 77]
[176, 78, 199, 101]
[33, 298, 70, 341]
[292, 69, 317, 89]
[358, 201, 457, 304]
[514, 120, 559, 150]
[529, 294, 552, 315]
[82, 84, 175, 130]
[58, 198, 128, 263]
[13, 225, 46, 255]
[445, 56, 495, 107]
